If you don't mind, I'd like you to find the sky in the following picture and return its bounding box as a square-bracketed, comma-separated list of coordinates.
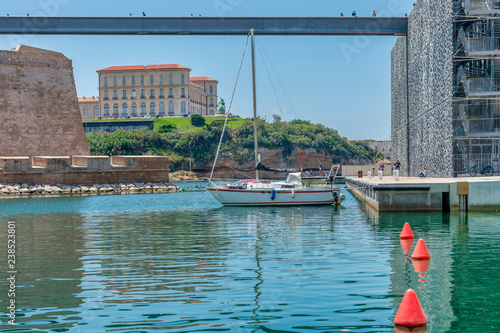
[0, 0, 415, 141]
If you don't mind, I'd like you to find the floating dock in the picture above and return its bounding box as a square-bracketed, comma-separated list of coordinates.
[345, 176, 500, 212]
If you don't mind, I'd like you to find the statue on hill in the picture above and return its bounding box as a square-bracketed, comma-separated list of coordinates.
[217, 98, 226, 114]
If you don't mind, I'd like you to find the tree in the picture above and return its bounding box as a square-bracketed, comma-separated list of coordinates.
[158, 123, 177, 133]
[191, 114, 206, 127]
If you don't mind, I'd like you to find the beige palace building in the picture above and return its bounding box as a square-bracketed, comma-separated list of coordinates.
[78, 96, 100, 121]
[96, 64, 218, 118]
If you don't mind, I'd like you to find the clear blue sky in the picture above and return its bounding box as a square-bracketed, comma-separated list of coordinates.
[0, 0, 414, 140]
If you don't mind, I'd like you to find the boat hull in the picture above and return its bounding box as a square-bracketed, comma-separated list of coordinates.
[207, 188, 343, 206]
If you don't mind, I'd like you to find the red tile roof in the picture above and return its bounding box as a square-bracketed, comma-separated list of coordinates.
[78, 96, 99, 102]
[98, 64, 189, 71]
[190, 76, 218, 82]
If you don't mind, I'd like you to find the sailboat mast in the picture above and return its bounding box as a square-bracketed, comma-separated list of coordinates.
[251, 29, 259, 181]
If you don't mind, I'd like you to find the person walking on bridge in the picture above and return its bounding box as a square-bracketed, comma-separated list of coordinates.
[352, 11, 357, 17]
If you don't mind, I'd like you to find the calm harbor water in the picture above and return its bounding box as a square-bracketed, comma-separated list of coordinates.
[0, 184, 499, 332]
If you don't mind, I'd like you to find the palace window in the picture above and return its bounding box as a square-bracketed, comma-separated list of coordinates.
[122, 76, 126, 85]
[159, 102, 165, 116]
[181, 101, 186, 114]
[159, 75, 163, 84]
[131, 89, 136, 99]
[181, 74, 185, 83]
[103, 77, 108, 86]
[113, 90, 118, 100]
[131, 76, 136, 85]
[150, 102, 156, 116]
[113, 103, 119, 117]
[209, 109, 214, 115]
[122, 90, 127, 99]
[103, 103, 109, 116]
[159, 88, 164, 98]
[169, 88, 173, 98]
[141, 89, 145, 99]
[122, 103, 128, 116]
[113, 76, 117, 86]
[181, 88, 185, 98]
[83, 106, 89, 116]
[150, 89, 155, 99]
[169, 74, 173, 84]
[141, 75, 145, 85]
[210, 98, 213, 107]
[210, 86, 213, 94]
[94, 105, 100, 116]
[150, 75, 154, 84]
[141, 102, 146, 115]
[131, 103, 137, 116]
[104, 90, 109, 100]
[168, 102, 174, 115]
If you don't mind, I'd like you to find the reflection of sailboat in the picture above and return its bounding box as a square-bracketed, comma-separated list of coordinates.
[207, 30, 345, 207]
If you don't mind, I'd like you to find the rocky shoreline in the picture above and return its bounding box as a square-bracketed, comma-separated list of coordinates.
[0, 182, 180, 196]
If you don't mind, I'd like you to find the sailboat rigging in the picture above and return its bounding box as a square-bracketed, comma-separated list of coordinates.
[206, 29, 345, 206]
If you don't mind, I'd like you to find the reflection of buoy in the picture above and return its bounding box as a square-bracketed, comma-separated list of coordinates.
[400, 223, 414, 239]
[400, 238, 413, 255]
[412, 259, 430, 274]
[394, 325, 427, 333]
[394, 289, 428, 328]
[412, 239, 431, 260]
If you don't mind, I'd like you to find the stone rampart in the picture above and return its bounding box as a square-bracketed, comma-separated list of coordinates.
[0, 156, 169, 186]
[0, 45, 90, 157]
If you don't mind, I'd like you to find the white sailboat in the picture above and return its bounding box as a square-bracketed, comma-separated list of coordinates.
[207, 30, 345, 207]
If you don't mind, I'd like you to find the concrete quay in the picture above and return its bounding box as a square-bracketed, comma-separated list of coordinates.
[345, 176, 500, 212]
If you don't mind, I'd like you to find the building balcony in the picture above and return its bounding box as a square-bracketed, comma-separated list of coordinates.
[181, 95, 186, 98]
[462, 37, 500, 56]
[113, 97, 118, 100]
[458, 70, 500, 97]
[122, 97, 127, 100]
[462, 0, 500, 15]
[103, 97, 109, 100]
[150, 96, 155, 99]
[168, 95, 174, 98]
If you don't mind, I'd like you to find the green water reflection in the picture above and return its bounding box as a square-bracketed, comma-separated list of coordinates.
[0, 189, 498, 332]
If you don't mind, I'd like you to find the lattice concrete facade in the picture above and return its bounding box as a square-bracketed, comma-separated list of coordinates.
[0, 45, 90, 157]
[391, 0, 454, 177]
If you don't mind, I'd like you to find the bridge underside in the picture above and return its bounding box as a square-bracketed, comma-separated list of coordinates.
[0, 17, 407, 36]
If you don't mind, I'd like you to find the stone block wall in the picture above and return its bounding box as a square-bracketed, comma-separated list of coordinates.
[0, 156, 170, 186]
[0, 45, 90, 157]
[391, 0, 454, 177]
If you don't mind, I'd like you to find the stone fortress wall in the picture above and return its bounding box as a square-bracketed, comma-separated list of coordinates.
[0, 45, 90, 157]
[391, 0, 454, 177]
[0, 155, 169, 186]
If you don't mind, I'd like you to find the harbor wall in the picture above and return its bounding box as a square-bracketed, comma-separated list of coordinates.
[391, 0, 453, 177]
[0, 156, 169, 186]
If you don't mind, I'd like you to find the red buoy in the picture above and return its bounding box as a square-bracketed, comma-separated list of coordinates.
[400, 223, 414, 239]
[394, 289, 428, 328]
[412, 239, 430, 260]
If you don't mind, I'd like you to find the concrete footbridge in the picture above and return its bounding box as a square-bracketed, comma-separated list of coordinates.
[0, 17, 407, 36]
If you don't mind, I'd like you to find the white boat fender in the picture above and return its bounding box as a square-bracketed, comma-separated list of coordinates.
[270, 188, 276, 200]
[292, 189, 295, 198]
